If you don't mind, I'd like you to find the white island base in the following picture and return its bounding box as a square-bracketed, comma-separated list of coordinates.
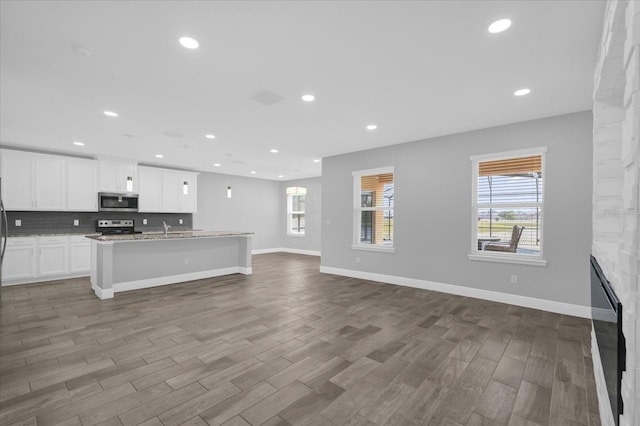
[88, 231, 253, 299]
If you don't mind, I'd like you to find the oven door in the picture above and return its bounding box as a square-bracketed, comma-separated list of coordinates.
[98, 193, 139, 212]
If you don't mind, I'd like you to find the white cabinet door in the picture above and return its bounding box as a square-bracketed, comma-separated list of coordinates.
[138, 166, 162, 212]
[0, 150, 34, 210]
[67, 159, 98, 211]
[99, 158, 137, 192]
[38, 241, 68, 277]
[34, 157, 65, 210]
[162, 171, 180, 212]
[3, 239, 37, 282]
[69, 242, 90, 274]
[179, 171, 198, 213]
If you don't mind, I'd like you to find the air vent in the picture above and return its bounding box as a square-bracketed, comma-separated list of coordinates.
[252, 90, 284, 106]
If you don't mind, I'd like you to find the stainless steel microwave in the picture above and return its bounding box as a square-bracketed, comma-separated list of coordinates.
[98, 192, 139, 212]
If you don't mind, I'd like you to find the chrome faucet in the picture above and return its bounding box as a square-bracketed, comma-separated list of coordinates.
[162, 221, 171, 236]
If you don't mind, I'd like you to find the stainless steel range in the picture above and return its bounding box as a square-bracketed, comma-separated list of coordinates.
[96, 219, 142, 235]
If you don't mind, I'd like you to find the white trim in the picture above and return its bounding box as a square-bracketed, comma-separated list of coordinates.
[252, 247, 321, 256]
[252, 248, 282, 255]
[1, 272, 89, 286]
[469, 146, 548, 162]
[94, 286, 114, 300]
[590, 328, 616, 426]
[352, 166, 394, 177]
[351, 244, 395, 253]
[470, 147, 546, 263]
[282, 248, 321, 256]
[112, 266, 251, 294]
[319, 266, 590, 318]
[467, 254, 548, 267]
[286, 232, 305, 238]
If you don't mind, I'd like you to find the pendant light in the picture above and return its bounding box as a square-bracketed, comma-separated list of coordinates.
[182, 145, 189, 195]
[125, 134, 134, 192]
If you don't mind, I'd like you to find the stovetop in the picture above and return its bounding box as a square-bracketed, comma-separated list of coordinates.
[96, 219, 141, 235]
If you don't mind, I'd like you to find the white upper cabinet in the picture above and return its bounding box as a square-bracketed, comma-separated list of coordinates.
[98, 158, 137, 193]
[67, 158, 98, 211]
[138, 166, 198, 213]
[34, 157, 65, 210]
[138, 166, 163, 212]
[1, 150, 34, 209]
[0, 149, 98, 211]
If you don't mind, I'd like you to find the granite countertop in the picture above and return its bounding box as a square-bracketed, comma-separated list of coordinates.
[85, 230, 254, 242]
[9, 232, 101, 237]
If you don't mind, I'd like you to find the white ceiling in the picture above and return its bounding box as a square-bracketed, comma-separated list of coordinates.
[0, 0, 604, 180]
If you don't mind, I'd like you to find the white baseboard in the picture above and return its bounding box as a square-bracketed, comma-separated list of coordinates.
[252, 248, 321, 256]
[1, 272, 90, 287]
[111, 267, 250, 295]
[94, 286, 114, 300]
[591, 329, 616, 426]
[319, 266, 591, 318]
[252, 248, 282, 255]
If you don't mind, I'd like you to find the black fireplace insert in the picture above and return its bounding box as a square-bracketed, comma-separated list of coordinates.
[590, 255, 625, 425]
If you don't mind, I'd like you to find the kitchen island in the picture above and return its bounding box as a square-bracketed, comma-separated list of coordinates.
[86, 231, 253, 299]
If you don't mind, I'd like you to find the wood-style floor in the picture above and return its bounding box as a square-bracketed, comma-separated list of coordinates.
[0, 253, 600, 426]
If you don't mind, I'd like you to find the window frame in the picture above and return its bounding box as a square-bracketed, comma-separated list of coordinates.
[352, 166, 395, 253]
[468, 147, 547, 267]
[286, 190, 306, 237]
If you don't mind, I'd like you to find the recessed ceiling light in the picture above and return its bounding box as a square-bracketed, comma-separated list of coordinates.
[270, 149, 279, 153]
[213, 163, 221, 167]
[366, 124, 377, 130]
[73, 141, 85, 146]
[313, 159, 321, 163]
[514, 88, 531, 96]
[250, 171, 257, 174]
[488, 19, 511, 33]
[103, 111, 118, 117]
[179, 37, 199, 49]
[155, 154, 164, 158]
[278, 175, 284, 178]
[205, 134, 216, 139]
[302, 94, 315, 102]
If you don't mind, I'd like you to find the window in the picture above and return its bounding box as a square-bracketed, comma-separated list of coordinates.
[470, 148, 547, 266]
[286, 186, 306, 236]
[353, 167, 394, 252]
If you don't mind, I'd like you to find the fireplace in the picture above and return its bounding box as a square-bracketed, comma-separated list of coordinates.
[590, 255, 626, 425]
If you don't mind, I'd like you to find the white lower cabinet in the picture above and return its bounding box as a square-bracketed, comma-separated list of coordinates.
[69, 236, 91, 274]
[2, 235, 91, 285]
[3, 238, 37, 282]
[38, 236, 68, 277]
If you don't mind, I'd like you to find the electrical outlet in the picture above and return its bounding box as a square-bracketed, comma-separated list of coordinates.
[15, 219, 21, 227]
[184, 258, 190, 266]
[179, 219, 183, 225]
[73, 219, 79, 226]
[356, 256, 361, 264]
[143, 219, 147, 225]
[510, 274, 518, 284]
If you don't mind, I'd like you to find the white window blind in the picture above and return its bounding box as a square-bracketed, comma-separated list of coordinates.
[472, 150, 545, 262]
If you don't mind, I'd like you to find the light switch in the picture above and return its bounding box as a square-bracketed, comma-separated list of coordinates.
[73, 219, 79, 226]
[179, 219, 183, 225]
[15, 219, 21, 227]
[143, 219, 148, 225]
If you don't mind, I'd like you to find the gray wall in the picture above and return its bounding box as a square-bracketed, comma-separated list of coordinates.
[280, 177, 322, 252]
[194, 172, 282, 250]
[321, 111, 593, 307]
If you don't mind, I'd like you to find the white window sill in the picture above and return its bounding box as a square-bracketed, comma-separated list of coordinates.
[468, 253, 547, 267]
[287, 232, 305, 238]
[352, 244, 395, 253]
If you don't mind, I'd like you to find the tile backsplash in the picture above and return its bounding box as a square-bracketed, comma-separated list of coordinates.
[6, 211, 193, 235]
